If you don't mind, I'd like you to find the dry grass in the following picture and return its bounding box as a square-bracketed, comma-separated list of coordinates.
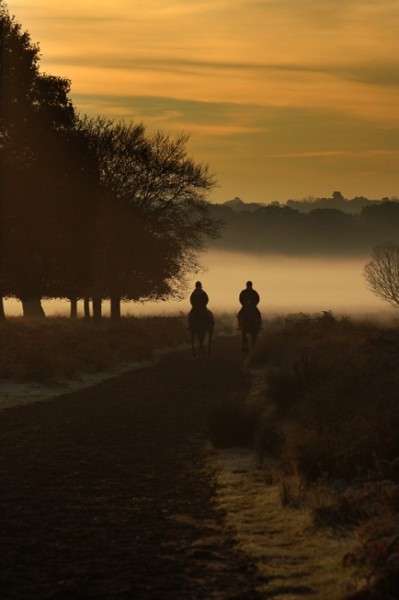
[3, 313, 399, 596]
[205, 314, 399, 597]
[245, 316, 399, 598]
[0, 316, 188, 383]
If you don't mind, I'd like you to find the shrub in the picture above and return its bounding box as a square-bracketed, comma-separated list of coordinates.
[250, 317, 399, 598]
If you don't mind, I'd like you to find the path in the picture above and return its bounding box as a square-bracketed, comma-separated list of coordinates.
[0, 337, 262, 599]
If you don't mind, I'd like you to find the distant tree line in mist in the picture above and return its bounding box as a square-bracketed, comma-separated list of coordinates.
[0, 2, 219, 320]
[222, 191, 398, 215]
[209, 194, 399, 256]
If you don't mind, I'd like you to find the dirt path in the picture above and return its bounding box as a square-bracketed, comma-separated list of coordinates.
[0, 337, 262, 599]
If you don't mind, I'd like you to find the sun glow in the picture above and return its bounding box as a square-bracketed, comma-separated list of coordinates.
[7, 0, 398, 202]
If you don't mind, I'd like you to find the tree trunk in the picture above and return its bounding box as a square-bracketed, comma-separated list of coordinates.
[0, 297, 6, 321]
[84, 297, 91, 320]
[69, 297, 78, 319]
[110, 295, 121, 320]
[21, 297, 46, 318]
[92, 297, 102, 322]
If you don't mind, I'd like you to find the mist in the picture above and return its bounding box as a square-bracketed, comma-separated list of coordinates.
[182, 250, 391, 317]
[3, 250, 393, 320]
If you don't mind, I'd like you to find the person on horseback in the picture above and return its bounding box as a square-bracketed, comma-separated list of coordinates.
[237, 280, 262, 330]
[188, 281, 209, 328]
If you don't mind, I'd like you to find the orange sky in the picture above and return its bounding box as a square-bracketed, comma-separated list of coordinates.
[7, 0, 399, 203]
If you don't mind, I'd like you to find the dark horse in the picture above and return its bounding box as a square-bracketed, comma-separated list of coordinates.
[239, 305, 262, 353]
[189, 308, 214, 357]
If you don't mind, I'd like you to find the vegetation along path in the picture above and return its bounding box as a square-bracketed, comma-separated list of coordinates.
[0, 337, 263, 599]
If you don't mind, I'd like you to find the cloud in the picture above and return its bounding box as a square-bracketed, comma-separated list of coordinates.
[72, 94, 399, 153]
[7, 0, 398, 202]
[47, 52, 399, 91]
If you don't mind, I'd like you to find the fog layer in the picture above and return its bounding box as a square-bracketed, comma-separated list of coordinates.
[4, 251, 390, 318]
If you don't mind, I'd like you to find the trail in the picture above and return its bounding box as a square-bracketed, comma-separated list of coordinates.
[0, 336, 355, 599]
[0, 337, 261, 599]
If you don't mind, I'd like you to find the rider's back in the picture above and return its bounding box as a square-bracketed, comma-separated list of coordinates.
[239, 288, 260, 307]
[190, 289, 209, 310]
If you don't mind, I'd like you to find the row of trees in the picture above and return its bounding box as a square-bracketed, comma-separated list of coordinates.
[209, 200, 399, 255]
[0, 1, 220, 319]
[223, 192, 398, 215]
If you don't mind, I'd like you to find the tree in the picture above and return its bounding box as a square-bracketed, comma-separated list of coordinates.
[1, 2, 100, 318]
[0, 1, 80, 317]
[1, 3, 220, 321]
[363, 242, 399, 308]
[79, 117, 220, 318]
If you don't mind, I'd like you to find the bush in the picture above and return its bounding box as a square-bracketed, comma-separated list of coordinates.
[250, 317, 399, 597]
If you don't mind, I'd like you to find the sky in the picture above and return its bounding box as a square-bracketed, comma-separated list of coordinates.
[6, 0, 399, 204]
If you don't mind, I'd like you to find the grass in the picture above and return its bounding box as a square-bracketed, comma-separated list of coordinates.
[3, 312, 399, 596]
[205, 313, 399, 597]
[244, 315, 399, 598]
[0, 315, 188, 383]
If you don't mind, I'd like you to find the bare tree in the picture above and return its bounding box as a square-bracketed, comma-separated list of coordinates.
[363, 242, 399, 307]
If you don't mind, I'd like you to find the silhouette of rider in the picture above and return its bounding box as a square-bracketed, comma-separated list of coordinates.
[237, 280, 261, 330]
[188, 281, 209, 328]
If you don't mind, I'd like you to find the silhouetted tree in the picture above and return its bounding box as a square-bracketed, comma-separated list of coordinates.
[363, 242, 399, 308]
[0, 1, 80, 317]
[360, 202, 399, 245]
[1, 4, 219, 320]
[80, 118, 219, 318]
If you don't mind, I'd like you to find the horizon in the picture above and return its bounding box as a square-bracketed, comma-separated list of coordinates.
[2, 251, 392, 320]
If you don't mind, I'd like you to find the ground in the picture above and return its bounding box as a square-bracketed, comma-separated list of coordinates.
[0, 337, 262, 599]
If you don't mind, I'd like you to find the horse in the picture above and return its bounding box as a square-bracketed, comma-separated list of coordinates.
[189, 308, 214, 357]
[239, 305, 262, 353]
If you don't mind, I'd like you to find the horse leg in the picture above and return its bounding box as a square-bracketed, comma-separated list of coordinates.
[191, 332, 196, 357]
[250, 332, 258, 350]
[208, 330, 213, 356]
[199, 333, 205, 356]
[242, 331, 249, 353]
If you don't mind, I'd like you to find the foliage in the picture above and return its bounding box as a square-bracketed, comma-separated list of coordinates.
[0, 1, 99, 303]
[343, 513, 399, 599]
[209, 199, 399, 256]
[0, 3, 220, 314]
[78, 117, 220, 302]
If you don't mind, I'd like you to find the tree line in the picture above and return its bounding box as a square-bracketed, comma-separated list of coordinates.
[0, 2, 220, 320]
[209, 199, 399, 256]
[223, 192, 398, 215]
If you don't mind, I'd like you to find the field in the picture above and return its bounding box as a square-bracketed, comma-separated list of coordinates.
[0, 315, 189, 383]
[1, 313, 399, 597]
[213, 314, 399, 599]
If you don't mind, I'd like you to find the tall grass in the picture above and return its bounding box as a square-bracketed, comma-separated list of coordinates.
[251, 319, 399, 482]
[247, 317, 399, 598]
[0, 316, 187, 383]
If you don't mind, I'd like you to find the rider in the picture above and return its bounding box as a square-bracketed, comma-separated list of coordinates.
[188, 281, 209, 328]
[237, 280, 262, 330]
